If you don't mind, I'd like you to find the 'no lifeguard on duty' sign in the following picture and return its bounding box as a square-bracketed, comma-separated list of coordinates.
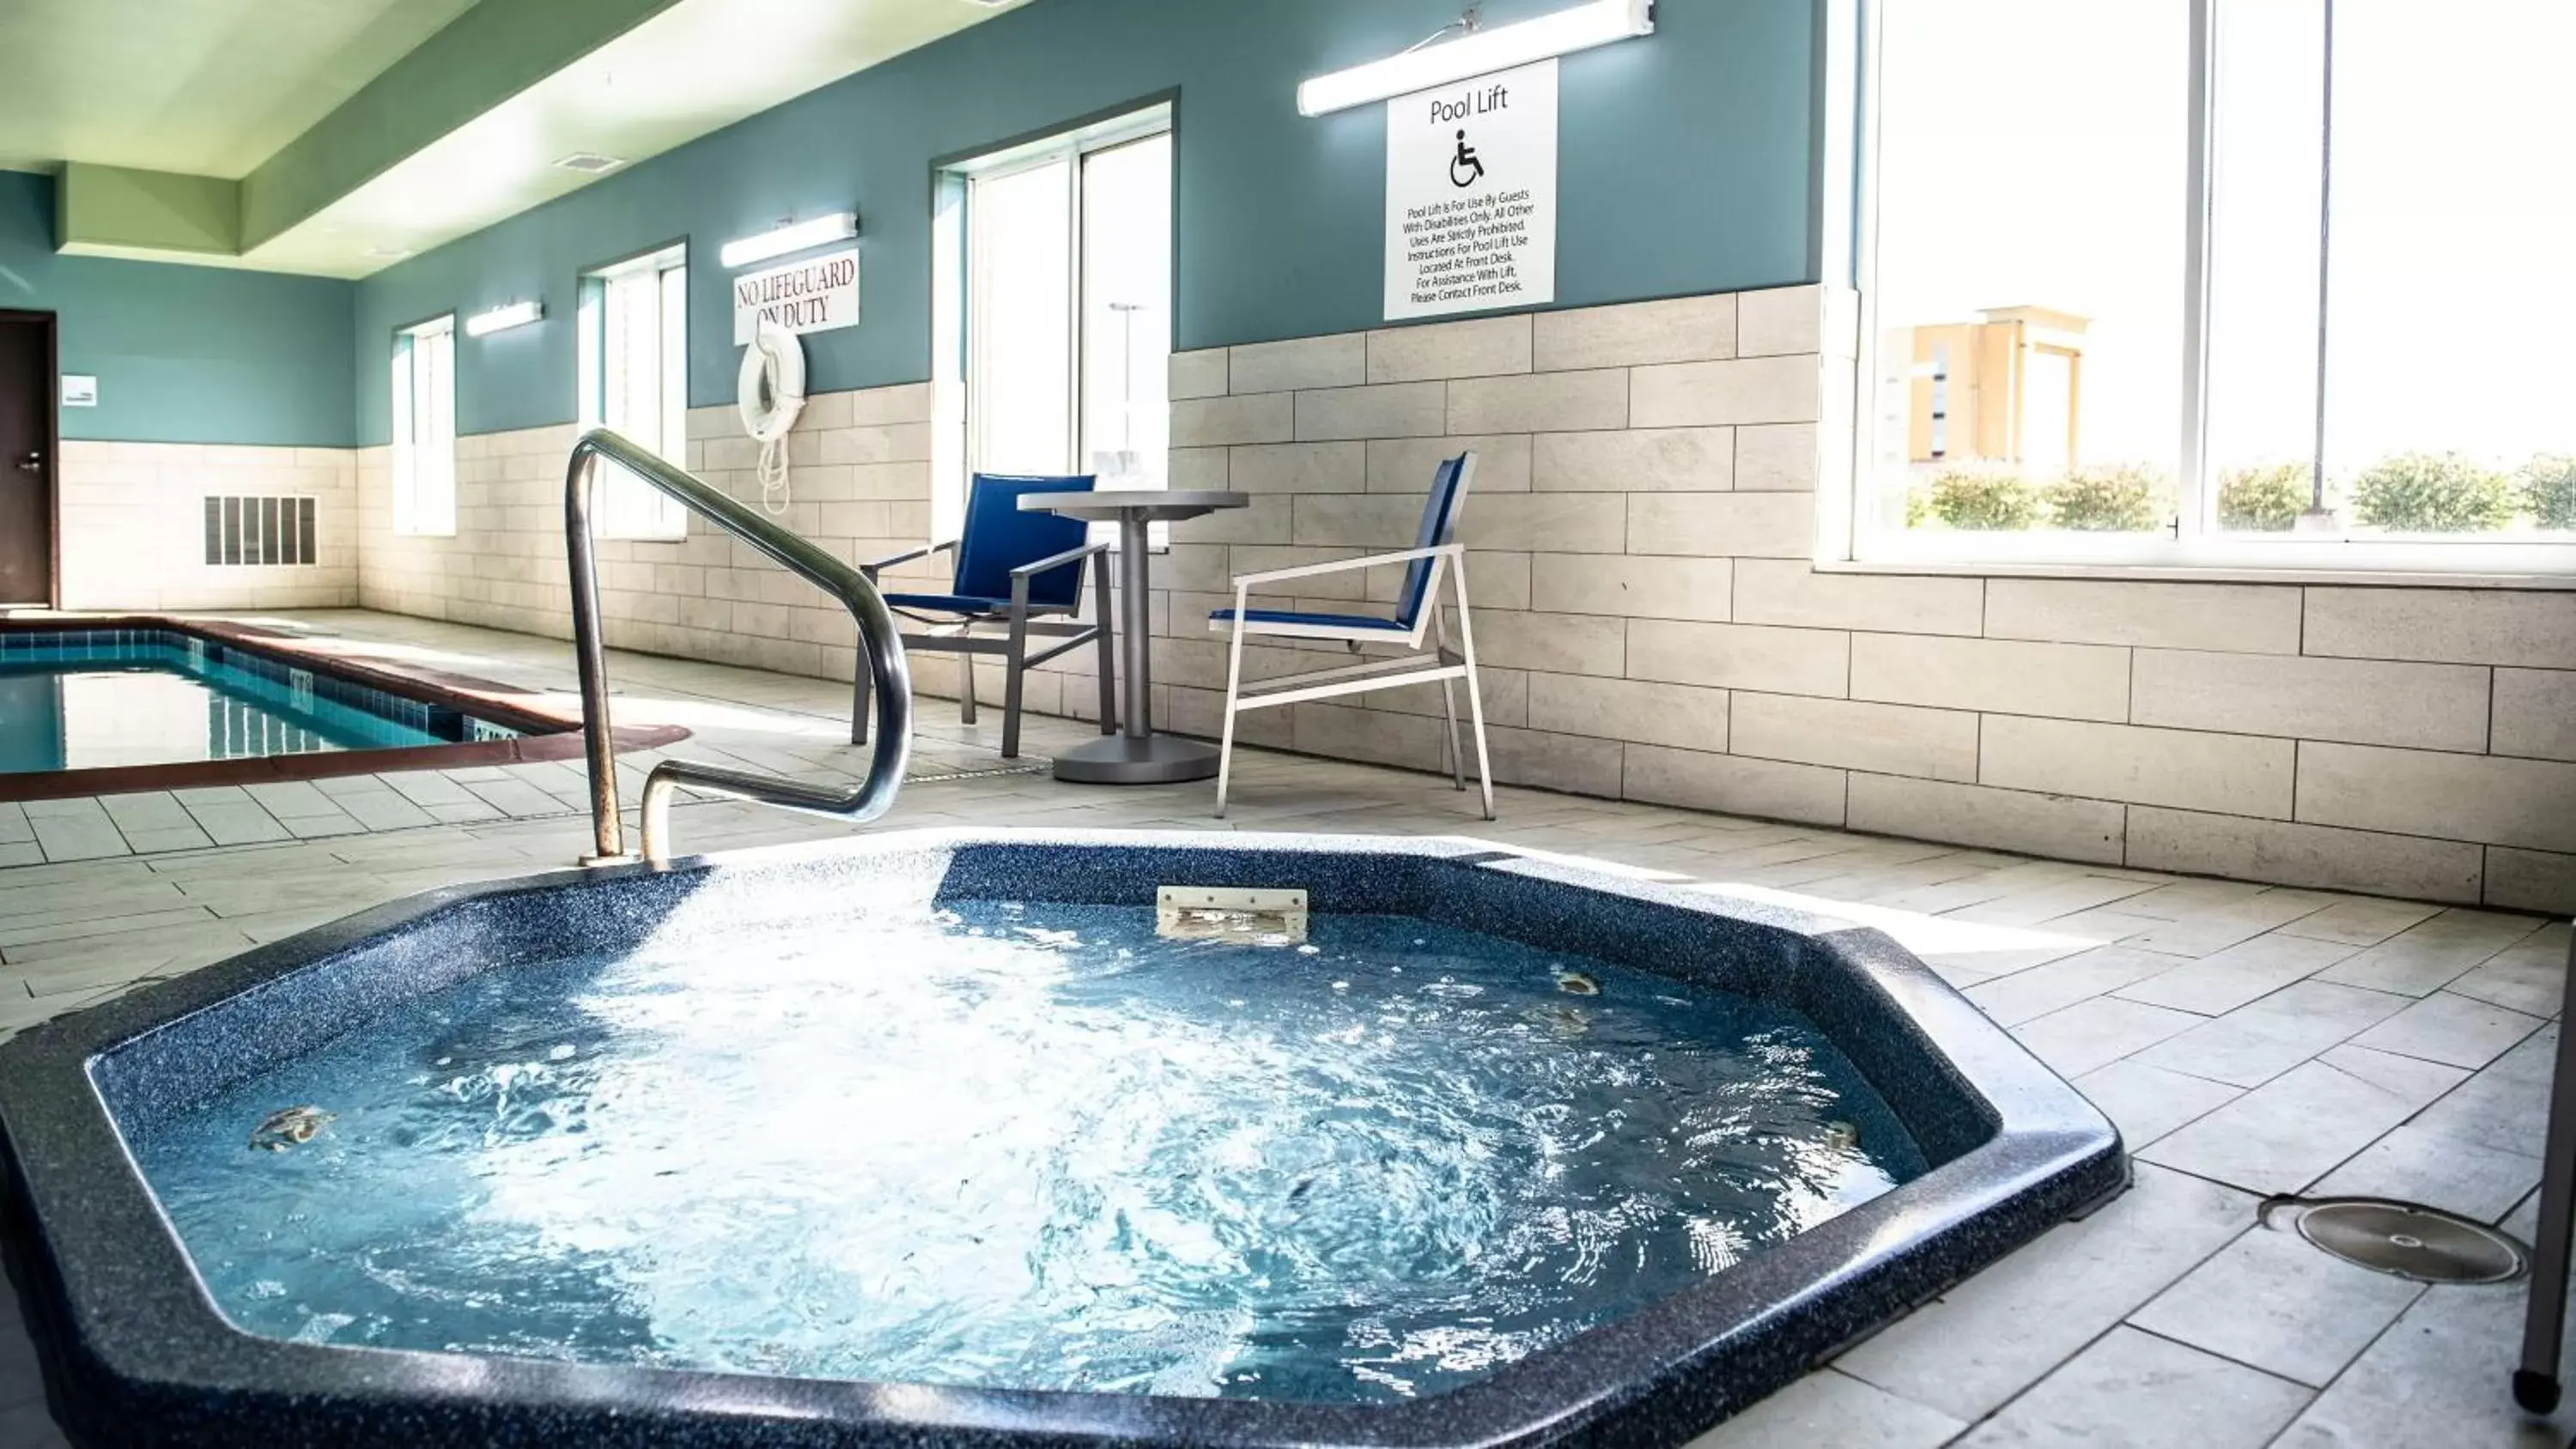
[732, 249, 860, 344]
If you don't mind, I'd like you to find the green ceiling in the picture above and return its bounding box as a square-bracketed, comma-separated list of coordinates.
[0, 0, 1016, 277]
[0, 0, 480, 178]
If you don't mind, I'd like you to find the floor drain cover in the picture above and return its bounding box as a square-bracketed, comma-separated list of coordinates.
[2287, 1199, 2528, 1283]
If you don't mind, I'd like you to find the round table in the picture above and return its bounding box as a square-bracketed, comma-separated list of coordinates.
[1018, 488, 1249, 784]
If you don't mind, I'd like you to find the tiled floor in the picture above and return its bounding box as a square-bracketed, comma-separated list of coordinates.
[0, 609, 2570, 1448]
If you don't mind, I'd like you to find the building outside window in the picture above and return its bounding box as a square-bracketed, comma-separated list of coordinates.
[389, 315, 456, 537]
[1857, 0, 2576, 573]
[579, 243, 690, 540]
[934, 106, 1172, 542]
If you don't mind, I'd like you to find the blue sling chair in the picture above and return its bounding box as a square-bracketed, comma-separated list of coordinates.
[1208, 450, 1492, 820]
[859, 474, 1115, 759]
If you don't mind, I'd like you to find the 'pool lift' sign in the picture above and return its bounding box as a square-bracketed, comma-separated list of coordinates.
[732, 249, 860, 344]
[1384, 58, 1558, 321]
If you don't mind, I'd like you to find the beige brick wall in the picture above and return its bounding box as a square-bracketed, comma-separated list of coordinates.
[1131, 284, 2576, 914]
[58, 441, 357, 610]
[353, 382, 1003, 702]
[337, 284, 2576, 915]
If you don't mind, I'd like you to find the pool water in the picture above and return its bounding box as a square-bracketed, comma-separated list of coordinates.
[0, 629, 517, 773]
[131, 901, 1928, 1404]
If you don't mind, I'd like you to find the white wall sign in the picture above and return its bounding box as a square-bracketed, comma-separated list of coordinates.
[60, 375, 97, 408]
[732, 248, 860, 344]
[1384, 58, 1558, 321]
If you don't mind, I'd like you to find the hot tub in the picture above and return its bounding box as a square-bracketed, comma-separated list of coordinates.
[0, 831, 2122, 1446]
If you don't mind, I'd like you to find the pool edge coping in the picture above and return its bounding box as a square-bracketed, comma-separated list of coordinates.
[0, 613, 687, 803]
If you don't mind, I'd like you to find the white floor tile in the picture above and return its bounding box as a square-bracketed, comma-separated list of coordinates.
[1955, 1326, 2309, 1449]
[2128, 1225, 2425, 1388]
[1835, 1165, 2257, 1422]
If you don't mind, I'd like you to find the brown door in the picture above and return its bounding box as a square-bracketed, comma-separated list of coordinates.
[0, 313, 52, 605]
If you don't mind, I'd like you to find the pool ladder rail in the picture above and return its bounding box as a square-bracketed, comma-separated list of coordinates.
[564, 427, 912, 865]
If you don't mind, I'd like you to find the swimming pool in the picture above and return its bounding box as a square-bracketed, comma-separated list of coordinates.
[0, 831, 2126, 1446]
[0, 619, 681, 804]
[0, 627, 519, 774]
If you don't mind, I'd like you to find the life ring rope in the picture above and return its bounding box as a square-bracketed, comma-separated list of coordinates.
[738, 318, 807, 517]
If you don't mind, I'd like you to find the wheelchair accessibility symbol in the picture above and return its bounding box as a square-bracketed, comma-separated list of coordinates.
[1449, 130, 1485, 188]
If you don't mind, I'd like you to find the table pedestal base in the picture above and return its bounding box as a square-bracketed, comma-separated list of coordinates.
[1051, 733, 1220, 785]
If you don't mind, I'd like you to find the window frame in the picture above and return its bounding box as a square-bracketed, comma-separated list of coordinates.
[578, 239, 693, 543]
[390, 313, 457, 539]
[1841, 0, 2576, 585]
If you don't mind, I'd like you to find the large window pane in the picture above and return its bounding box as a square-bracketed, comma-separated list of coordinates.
[580, 251, 689, 540]
[1869, 0, 2188, 540]
[419, 324, 455, 535]
[2206, 0, 2328, 532]
[2320, 0, 2576, 537]
[392, 319, 456, 537]
[969, 157, 1075, 476]
[608, 264, 683, 537]
[604, 268, 661, 457]
[390, 341, 414, 526]
[1078, 133, 1172, 491]
[661, 263, 689, 476]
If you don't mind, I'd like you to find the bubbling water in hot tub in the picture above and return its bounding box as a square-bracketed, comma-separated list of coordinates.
[132, 900, 1924, 1404]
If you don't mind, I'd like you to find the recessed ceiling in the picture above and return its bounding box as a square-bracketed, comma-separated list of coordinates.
[1, 0, 1024, 277]
[0, 0, 481, 178]
[252, 0, 1014, 278]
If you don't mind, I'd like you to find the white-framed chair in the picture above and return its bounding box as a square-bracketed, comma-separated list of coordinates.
[1209, 450, 1492, 820]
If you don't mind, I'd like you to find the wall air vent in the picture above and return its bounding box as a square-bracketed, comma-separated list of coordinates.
[204, 497, 318, 567]
[553, 152, 626, 174]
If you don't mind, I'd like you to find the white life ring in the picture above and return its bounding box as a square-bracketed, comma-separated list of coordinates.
[738, 318, 806, 515]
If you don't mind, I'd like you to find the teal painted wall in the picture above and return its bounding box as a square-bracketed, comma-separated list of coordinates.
[0, 171, 356, 447]
[355, 0, 1820, 443]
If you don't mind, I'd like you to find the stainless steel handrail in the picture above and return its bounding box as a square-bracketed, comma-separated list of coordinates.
[566, 427, 912, 864]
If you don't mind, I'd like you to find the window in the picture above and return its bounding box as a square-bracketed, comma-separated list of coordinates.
[938, 107, 1172, 542]
[1857, 0, 2576, 573]
[579, 244, 690, 540]
[390, 316, 456, 537]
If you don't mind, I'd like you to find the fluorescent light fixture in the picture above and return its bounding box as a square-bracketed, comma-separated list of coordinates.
[464, 300, 544, 337]
[720, 212, 859, 270]
[1297, 0, 1653, 116]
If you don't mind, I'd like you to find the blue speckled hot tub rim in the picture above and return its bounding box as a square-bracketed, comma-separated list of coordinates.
[0, 829, 2125, 1448]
